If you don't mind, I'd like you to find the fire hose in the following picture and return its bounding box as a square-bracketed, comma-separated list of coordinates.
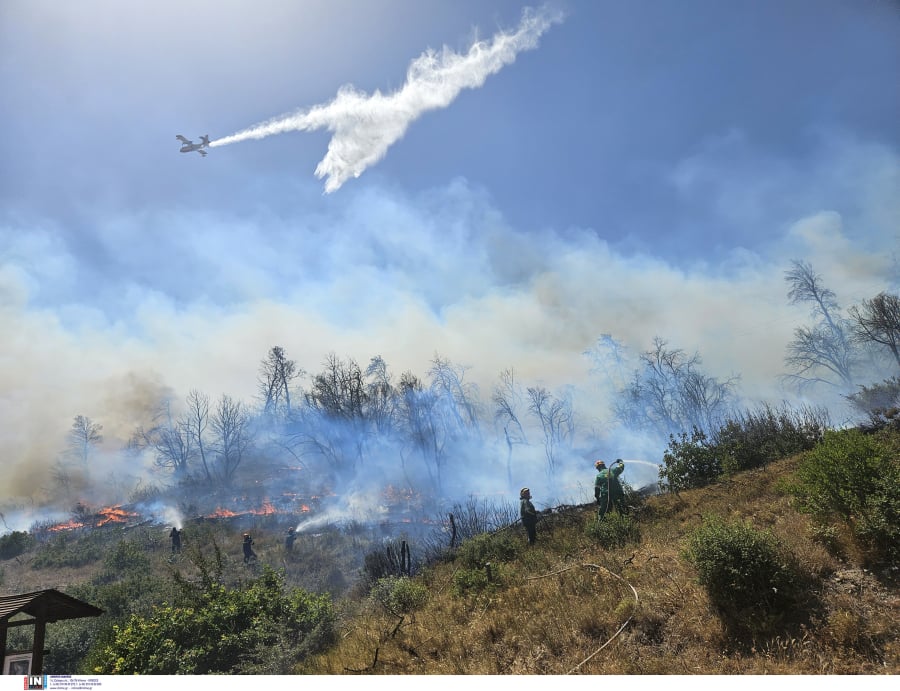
[526, 560, 638, 674]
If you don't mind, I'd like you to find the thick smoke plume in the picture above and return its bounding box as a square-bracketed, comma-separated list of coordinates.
[209, 5, 564, 192]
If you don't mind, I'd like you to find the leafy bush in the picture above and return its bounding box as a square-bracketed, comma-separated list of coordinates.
[31, 531, 107, 569]
[93, 566, 335, 674]
[102, 538, 150, 573]
[585, 512, 641, 549]
[41, 617, 106, 674]
[452, 565, 503, 597]
[74, 573, 173, 620]
[788, 428, 900, 565]
[370, 576, 428, 616]
[713, 403, 829, 473]
[660, 405, 831, 491]
[0, 530, 34, 560]
[683, 515, 797, 615]
[660, 427, 721, 491]
[846, 376, 900, 418]
[455, 530, 520, 569]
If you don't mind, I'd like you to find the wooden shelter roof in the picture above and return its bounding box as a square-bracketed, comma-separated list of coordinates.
[0, 589, 102, 624]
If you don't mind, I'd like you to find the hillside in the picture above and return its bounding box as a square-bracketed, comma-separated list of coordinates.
[302, 453, 898, 675]
[1, 437, 898, 675]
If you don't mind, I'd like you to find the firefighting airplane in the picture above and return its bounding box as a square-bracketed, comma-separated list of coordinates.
[176, 134, 210, 157]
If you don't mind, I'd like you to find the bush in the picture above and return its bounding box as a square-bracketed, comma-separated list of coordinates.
[452, 565, 504, 597]
[370, 576, 428, 616]
[788, 428, 900, 565]
[713, 403, 828, 473]
[0, 530, 34, 560]
[585, 512, 641, 549]
[31, 531, 107, 569]
[102, 538, 149, 573]
[660, 427, 721, 491]
[92, 566, 335, 674]
[362, 538, 415, 586]
[41, 617, 106, 674]
[682, 515, 797, 615]
[846, 376, 900, 420]
[455, 530, 520, 569]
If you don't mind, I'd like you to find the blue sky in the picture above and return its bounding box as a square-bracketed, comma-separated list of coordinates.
[1, 0, 898, 500]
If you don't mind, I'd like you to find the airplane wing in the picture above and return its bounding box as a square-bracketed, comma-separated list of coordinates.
[198, 150, 207, 157]
[176, 135, 191, 144]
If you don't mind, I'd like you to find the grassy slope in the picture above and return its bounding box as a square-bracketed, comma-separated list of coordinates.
[1, 452, 897, 674]
[302, 454, 899, 675]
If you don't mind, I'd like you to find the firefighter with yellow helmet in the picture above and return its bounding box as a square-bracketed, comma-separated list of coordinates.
[519, 487, 538, 545]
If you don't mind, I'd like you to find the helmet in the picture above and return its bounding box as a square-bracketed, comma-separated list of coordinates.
[595, 460, 606, 469]
[520, 487, 531, 499]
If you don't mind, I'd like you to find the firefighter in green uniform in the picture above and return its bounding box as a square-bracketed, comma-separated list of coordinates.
[594, 459, 626, 519]
[520, 487, 538, 545]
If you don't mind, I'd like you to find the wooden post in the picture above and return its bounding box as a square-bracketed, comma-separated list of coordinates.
[31, 613, 46, 676]
[400, 540, 410, 577]
[449, 513, 457, 549]
[0, 621, 7, 671]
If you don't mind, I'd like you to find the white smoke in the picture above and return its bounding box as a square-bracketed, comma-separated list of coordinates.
[209, 5, 565, 192]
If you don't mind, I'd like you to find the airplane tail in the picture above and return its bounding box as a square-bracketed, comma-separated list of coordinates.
[201, 135, 210, 147]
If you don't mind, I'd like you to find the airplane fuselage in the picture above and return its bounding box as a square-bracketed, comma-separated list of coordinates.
[176, 134, 210, 156]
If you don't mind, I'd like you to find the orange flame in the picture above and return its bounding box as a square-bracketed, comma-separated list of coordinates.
[95, 505, 138, 527]
[207, 507, 239, 518]
[48, 519, 86, 532]
[248, 501, 277, 516]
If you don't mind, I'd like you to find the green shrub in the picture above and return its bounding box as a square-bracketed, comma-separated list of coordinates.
[660, 427, 722, 491]
[682, 515, 797, 615]
[713, 403, 828, 473]
[41, 617, 106, 674]
[32, 532, 106, 569]
[102, 538, 150, 573]
[92, 566, 335, 674]
[788, 428, 899, 565]
[585, 512, 641, 549]
[452, 565, 503, 597]
[455, 530, 520, 569]
[0, 530, 34, 560]
[846, 377, 900, 432]
[370, 576, 428, 616]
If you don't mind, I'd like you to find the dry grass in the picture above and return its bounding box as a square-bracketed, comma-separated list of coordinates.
[1, 452, 896, 675]
[302, 454, 899, 675]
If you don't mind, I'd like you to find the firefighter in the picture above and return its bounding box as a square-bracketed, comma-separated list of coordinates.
[169, 526, 182, 554]
[242, 532, 257, 563]
[285, 526, 297, 552]
[520, 487, 538, 545]
[594, 459, 626, 519]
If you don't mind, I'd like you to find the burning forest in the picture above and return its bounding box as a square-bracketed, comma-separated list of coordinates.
[1, 347, 726, 557]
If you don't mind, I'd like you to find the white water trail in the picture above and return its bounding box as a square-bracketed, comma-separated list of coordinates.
[209, 5, 564, 192]
[618, 459, 662, 490]
[620, 459, 662, 470]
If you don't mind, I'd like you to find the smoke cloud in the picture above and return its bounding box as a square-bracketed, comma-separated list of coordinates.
[209, 5, 564, 192]
[0, 131, 894, 526]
